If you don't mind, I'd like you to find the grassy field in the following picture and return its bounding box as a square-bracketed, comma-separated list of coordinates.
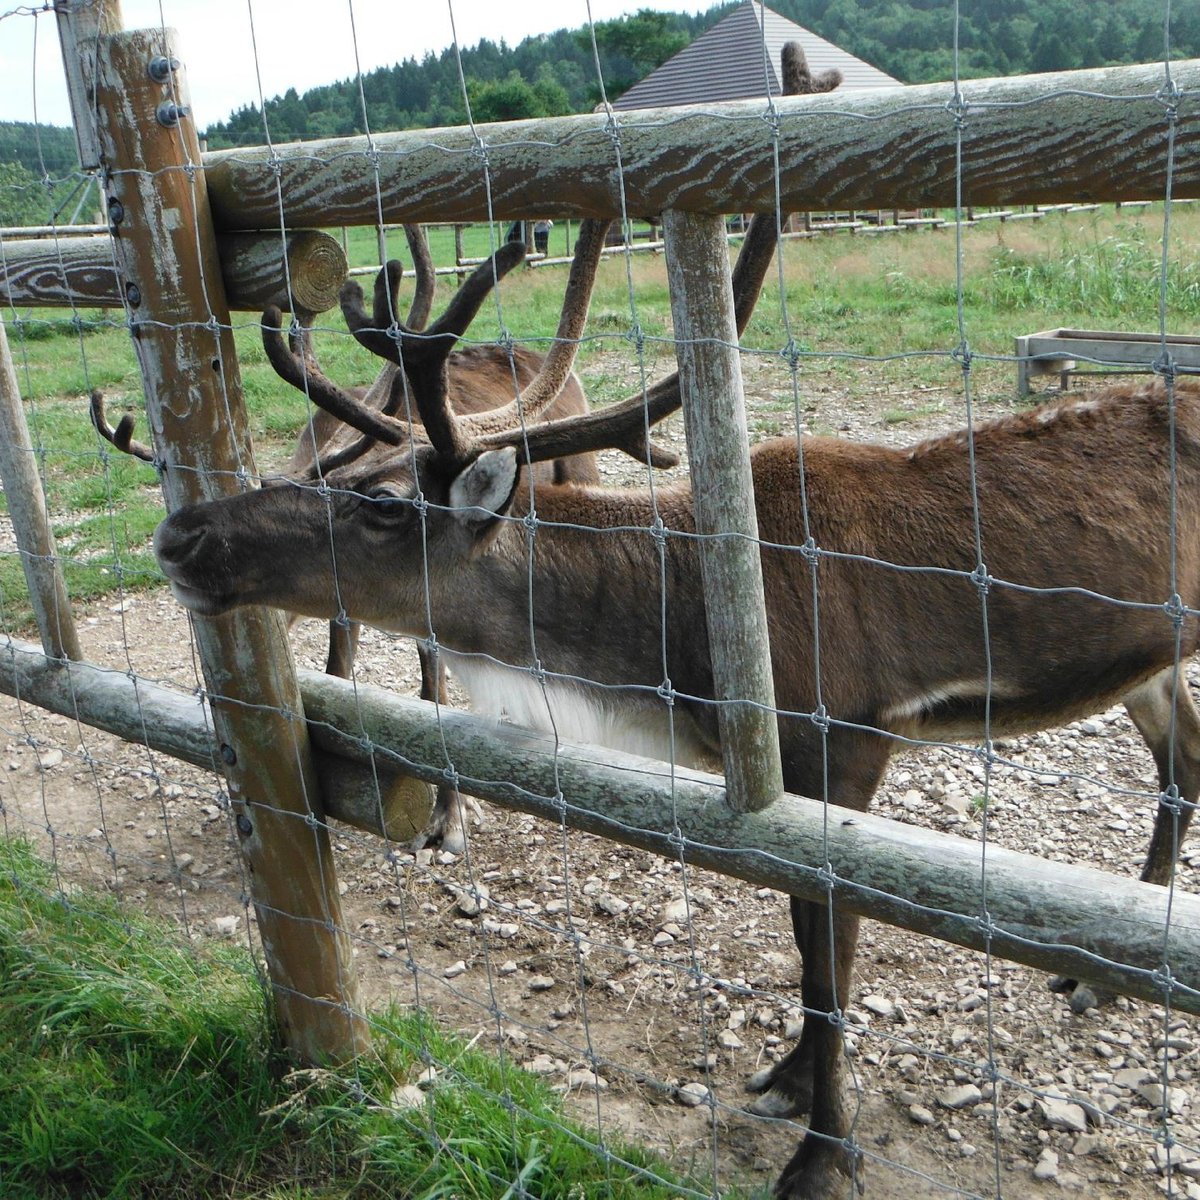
[2, 201, 1198, 633]
[0, 837, 719, 1200]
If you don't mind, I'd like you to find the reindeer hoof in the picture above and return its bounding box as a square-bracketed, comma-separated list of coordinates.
[746, 1065, 812, 1119]
[1048, 975, 1105, 1014]
[410, 791, 483, 855]
[774, 1138, 864, 1199]
[412, 822, 466, 856]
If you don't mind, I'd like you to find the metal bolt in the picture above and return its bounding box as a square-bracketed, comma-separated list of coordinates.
[220, 743, 237, 765]
[236, 813, 253, 837]
[107, 199, 124, 226]
[148, 55, 181, 83]
[125, 283, 141, 307]
[155, 101, 191, 128]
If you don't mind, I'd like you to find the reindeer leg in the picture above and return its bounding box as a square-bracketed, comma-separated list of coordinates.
[773, 904, 866, 1199]
[1050, 664, 1200, 1012]
[748, 731, 889, 1199]
[324, 619, 360, 678]
[411, 643, 481, 855]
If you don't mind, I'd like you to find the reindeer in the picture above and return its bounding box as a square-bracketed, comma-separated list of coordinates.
[143, 48, 1200, 1199]
[148, 197, 1200, 1194]
[92, 218, 670, 853]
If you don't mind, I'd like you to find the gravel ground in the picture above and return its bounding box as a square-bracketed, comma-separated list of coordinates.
[2, 363, 1199, 1199]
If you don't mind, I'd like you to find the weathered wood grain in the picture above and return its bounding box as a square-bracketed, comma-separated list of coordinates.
[0, 229, 347, 312]
[89, 25, 368, 1063]
[4, 632, 1193, 1012]
[0, 321, 81, 662]
[664, 210, 783, 812]
[0, 636, 428, 842]
[204, 61, 1200, 229]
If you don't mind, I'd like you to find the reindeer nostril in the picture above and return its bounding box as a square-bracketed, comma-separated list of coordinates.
[152, 512, 206, 567]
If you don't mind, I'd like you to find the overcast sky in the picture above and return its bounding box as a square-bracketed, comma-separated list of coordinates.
[2, 0, 701, 128]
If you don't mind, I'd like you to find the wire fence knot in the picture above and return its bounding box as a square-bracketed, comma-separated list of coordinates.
[1163, 593, 1187, 629]
[944, 91, 970, 129]
[1156, 78, 1182, 122]
[1152, 351, 1178, 380]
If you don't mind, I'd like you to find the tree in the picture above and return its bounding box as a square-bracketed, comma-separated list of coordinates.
[0, 161, 53, 227]
[464, 70, 570, 123]
[583, 9, 691, 99]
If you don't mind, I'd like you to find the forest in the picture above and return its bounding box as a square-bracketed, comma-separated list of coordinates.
[1, 0, 1197, 219]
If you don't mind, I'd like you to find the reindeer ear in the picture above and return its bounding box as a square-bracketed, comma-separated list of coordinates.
[448, 447, 519, 524]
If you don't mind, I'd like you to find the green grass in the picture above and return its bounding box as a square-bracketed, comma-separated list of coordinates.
[0, 837, 724, 1200]
[3, 202, 1199, 630]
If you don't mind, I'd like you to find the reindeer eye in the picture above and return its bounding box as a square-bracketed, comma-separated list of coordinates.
[364, 489, 412, 519]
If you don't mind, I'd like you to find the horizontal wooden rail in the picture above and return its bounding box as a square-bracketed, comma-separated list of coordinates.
[0, 229, 347, 313]
[203, 61, 1200, 228]
[0, 637, 429, 842]
[2, 633, 1196, 1013]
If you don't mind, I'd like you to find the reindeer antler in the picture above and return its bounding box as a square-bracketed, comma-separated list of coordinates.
[438, 42, 823, 470]
[781, 41, 842, 95]
[90, 390, 156, 463]
[465, 203, 783, 467]
[402, 223, 437, 333]
[454, 218, 611, 439]
[261, 306, 411, 447]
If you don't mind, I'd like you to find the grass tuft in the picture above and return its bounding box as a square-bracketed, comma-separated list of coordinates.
[0, 837, 726, 1199]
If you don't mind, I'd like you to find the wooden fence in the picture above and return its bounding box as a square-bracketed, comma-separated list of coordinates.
[2, 0, 1200, 1065]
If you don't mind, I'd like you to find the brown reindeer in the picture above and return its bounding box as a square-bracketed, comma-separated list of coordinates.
[93, 218, 671, 852]
[146, 49, 1200, 1200]
[149, 199, 1200, 1195]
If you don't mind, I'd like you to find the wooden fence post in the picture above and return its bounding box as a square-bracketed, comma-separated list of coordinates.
[0, 320, 81, 662]
[79, 21, 367, 1063]
[662, 210, 784, 813]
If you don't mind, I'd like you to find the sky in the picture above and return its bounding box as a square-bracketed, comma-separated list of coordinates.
[1, 0, 703, 128]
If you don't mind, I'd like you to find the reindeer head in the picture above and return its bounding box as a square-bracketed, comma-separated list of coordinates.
[148, 201, 780, 634]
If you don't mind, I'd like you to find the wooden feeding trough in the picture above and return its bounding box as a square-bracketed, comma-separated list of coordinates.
[1015, 328, 1200, 396]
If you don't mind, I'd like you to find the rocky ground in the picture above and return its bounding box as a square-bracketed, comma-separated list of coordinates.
[3, 363, 1200, 1199]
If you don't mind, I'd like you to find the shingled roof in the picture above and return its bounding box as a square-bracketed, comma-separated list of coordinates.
[611, 1, 899, 110]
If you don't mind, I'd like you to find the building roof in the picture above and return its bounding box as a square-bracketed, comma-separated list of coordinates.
[611, 1, 899, 110]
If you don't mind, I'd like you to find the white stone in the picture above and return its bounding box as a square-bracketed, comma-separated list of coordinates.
[1032, 1148, 1059, 1182]
[862, 994, 895, 1019]
[561, 1069, 607, 1092]
[677, 1082, 711, 1108]
[938, 1084, 982, 1110]
[596, 893, 629, 916]
[389, 1084, 426, 1110]
[1037, 1098, 1088, 1133]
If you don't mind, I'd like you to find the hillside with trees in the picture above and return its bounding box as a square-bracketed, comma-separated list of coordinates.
[0, 123, 88, 226]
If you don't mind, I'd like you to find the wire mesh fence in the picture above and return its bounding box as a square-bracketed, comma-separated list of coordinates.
[2, 2, 1200, 1197]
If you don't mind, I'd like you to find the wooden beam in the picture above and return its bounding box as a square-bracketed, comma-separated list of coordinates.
[56, 0, 123, 172]
[87, 24, 367, 1063]
[2, 633, 1195, 1016]
[203, 61, 1200, 229]
[0, 229, 348, 313]
[0, 636, 428, 842]
[662, 209, 783, 813]
[0, 323, 81, 662]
